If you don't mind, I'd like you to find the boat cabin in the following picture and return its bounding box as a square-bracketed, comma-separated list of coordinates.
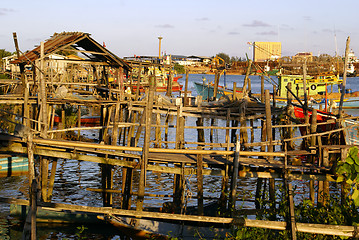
[278, 73, 342, 98]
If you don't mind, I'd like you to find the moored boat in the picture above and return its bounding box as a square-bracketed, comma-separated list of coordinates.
[54, 115, 101, 126]
[0, 155, 28, 178]
[194, 82, 242, 100]
[275, 72, 359, 109]
[131, 75, 183, 93]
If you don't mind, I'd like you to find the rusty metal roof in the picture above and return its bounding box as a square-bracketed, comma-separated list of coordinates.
[12, 32, 131, 70]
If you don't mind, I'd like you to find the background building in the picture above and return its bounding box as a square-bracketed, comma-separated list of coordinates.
[252, 42, 281, 62]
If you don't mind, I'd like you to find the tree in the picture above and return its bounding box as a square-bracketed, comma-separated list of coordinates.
[216, 52, 230, 64]
[0, 49, 14, 59]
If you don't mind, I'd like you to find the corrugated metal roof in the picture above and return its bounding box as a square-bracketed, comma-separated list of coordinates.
[12, 32, 131, 70]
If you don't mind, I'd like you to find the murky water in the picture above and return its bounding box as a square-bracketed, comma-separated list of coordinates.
[0, 74, 358, 239]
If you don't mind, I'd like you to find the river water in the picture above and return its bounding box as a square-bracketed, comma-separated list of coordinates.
[0, 74, 358, 239]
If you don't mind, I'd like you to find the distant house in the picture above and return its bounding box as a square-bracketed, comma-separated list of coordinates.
[168, 55, 211, 66]
[2, 54, 20, 72]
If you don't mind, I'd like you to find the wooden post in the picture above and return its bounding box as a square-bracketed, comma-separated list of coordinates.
[175, 99, 184, 149]
[22, 132, 37, 240]
[112, 103, 121, 146]
[220, 109, 231, 213]
[135, 64, 142, 100]
[229, 136, 240, 216]
[265, 90, 273, 153]
[239, 103, 248, 148]
[47, 158, 57, 201]
[155, 111, 161, 148]
[213, 70, 220, 100]
[196, 153, 203, 215]
[77, 106, 81, 139]
[184, 68, 189, 106]
[136, 75, 155, 211]
[13, 32, 30, 128]
[338, 37, 350, 118]
[261, 75, 265, 103]
[288, 183, 297, 240]
[196, 117, 205, 143]
[265, 89, 275, 217]
[242, 60, 252, 97]
[286, 82, 294, 149]
[233, 82, 237, 100]
[166, 66, 173, 97]
[41, 157, 49, 202]
[40, 41, 48, 138]
[318, 147, 329, 205]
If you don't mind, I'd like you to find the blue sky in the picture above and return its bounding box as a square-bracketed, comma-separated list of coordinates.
[1, 0, 358, 59]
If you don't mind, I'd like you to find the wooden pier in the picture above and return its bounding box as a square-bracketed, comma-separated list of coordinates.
[1, 32, 359, 239]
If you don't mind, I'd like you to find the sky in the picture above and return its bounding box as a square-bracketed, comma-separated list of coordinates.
[1, 0, 358, 59]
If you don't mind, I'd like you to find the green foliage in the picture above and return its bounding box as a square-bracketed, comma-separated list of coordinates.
[225, 183, 358, 240]
[216, 53, 231, 64]
[75, 225, 88, 240]
[0, 73, 11, 79]
[0, 49, 14, 59]
[336, 146, 359, 206]
[174, 63, 185, 74]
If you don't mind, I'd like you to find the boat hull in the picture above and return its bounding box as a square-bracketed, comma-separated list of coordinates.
[194, 82, 241, 100]
[0, 156, 28, 178]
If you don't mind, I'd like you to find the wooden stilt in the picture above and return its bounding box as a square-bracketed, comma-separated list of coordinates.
[47, 158, 58, 201]
[22, 131, 37, 240]
[288, 183, 297, 240]
[197, 153, 203, 215]
[155, 111, 161, 148]
[77, 105, 81, 139]
[136, 75, 155, 211]
[229, 136, 240, 216]
[41, 157, 49, 202]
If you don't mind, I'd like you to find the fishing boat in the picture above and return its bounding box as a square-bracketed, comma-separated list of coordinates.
[0, 155, 28, 178]
[277, 72, 341, 99]
[54, 115, 101, 126]
[194, 82, 242, 100]
[342, 118, 359, 145]
[131, 75, 183, 93]
[129, 65, 183, 93]
[275, 72, 359, 109]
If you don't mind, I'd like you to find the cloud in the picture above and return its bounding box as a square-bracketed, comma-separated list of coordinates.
[155, 24, 174, 29]
[280, 24, 294, 31]
[0, 8, 14, 16]
[196, 17, 209, 21]
[228, 31, 240, 35]
[243, 20, 271, 27]
[303, 16, 311, 21]
[256, 31, 277, 35]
